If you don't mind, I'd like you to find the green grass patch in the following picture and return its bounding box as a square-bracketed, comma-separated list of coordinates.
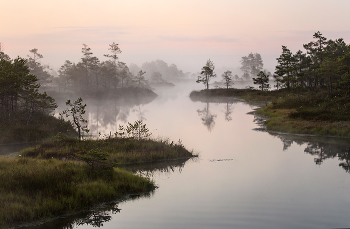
[5, 136, 195, 226]
[257, 105, 350, 137]
[189, 88, 289, 102]
[0, 157, 154, 227]
[21, 137, 196, 165]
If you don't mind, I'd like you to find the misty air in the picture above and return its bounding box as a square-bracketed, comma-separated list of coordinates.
[1, 1, 350, 228]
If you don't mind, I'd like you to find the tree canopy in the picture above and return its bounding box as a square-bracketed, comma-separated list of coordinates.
[0, 57, 57, 124]
[196, 59, 216, 89]
[274, 31, 350, 97]
[240, 53, 264, 80]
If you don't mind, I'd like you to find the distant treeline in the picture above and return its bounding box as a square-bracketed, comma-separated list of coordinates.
[273, 31, 350, 96]
[17, 43, 186, 94]
[129, 59, 186, 81]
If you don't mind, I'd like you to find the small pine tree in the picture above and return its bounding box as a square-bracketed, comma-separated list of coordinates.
[60, 97, 89, 141]
[253, 71, 270, 91]
[221, 70, 233, 89]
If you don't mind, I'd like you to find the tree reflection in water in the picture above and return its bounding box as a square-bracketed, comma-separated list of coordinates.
[191, 96, 238, 130]
[73, 204, 121, 228]
[251, 112, 350, 174]
[85, 100, 149, 138]
[21, 201, 123, 229]
[20, 158, 192, 229]
[133, 105, 147, 122]
[197, 102, 217, 132]
[223, 102, 234, 122]
[120, 157, 194, 178]
[270, 132, 350, 174]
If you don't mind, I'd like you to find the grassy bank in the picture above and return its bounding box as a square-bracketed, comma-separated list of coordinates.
[189, 88, 288, 102]
[0, 137, 195, 227]
[190, 88, 350, 137]
[256, 105, 350, 137]
[0, 157, 154, 227]
[21, 137, 195, 165]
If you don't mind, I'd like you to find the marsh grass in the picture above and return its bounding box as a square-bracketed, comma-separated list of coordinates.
[21, 137, 195, 165]
[189, 88, 288, 102]
[257, 105, 350, 137]
[0, 157, 154, 227]
[5, 137, 194, 226]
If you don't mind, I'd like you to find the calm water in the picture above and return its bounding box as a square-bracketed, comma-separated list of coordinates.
[21, 82, 350, 229]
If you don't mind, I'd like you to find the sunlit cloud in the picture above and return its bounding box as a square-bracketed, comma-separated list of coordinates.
[158, 36, 239, 44]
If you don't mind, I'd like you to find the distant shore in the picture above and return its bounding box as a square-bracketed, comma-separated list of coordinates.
[190, 88, 350, 138]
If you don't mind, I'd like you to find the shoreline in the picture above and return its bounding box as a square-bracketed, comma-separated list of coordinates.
[190, 88, 350, 138]
[0, 137, 197, 228]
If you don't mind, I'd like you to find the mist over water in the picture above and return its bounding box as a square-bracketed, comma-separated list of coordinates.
[17, 81, 345, 229]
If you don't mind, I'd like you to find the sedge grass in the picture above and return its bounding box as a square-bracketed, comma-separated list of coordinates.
[0, 157, 154, 227]
[21, 137, 196, 165]
[4, 136, 195, 226]
[257, 105, 350, 137]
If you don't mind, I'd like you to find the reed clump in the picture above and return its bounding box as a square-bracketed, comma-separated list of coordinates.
[0, 157, 154, 227]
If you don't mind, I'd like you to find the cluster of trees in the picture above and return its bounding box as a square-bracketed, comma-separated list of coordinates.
[27, 48, 52, 86]
[130, 59, 186, 81]
[0, 55, 56, 124]
[196, 54, 267, 90]
[274, 31, 350, 96]
[56, 43, 139, 93]
[196, 32, 350, 95]
[195, 59, 237, 90]
[13, 43, 158, 94]
[24, 45, 187, 93]
[240, 53, 264, 81]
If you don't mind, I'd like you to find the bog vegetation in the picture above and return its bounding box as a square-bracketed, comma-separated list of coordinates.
[0, 119, 195, 227]
[0, 157, 155, 227]
[191, 32, 350, 137]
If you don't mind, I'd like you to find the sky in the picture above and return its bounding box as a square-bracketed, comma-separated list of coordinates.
[1, 0, 350, 74]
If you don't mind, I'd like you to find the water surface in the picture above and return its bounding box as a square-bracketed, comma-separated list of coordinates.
[23, 82, 350, 229]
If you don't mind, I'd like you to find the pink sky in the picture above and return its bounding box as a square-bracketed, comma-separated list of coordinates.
[1, 0, 350, 74]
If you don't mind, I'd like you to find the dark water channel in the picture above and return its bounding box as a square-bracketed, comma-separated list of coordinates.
[13, 82, 350, 229]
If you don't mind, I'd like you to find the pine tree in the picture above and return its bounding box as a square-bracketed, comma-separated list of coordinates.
[253, 71, 270, 91]
[196, 59, 216, 89]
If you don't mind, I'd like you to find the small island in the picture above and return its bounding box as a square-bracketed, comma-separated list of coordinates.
[190, 32, 350, 138]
